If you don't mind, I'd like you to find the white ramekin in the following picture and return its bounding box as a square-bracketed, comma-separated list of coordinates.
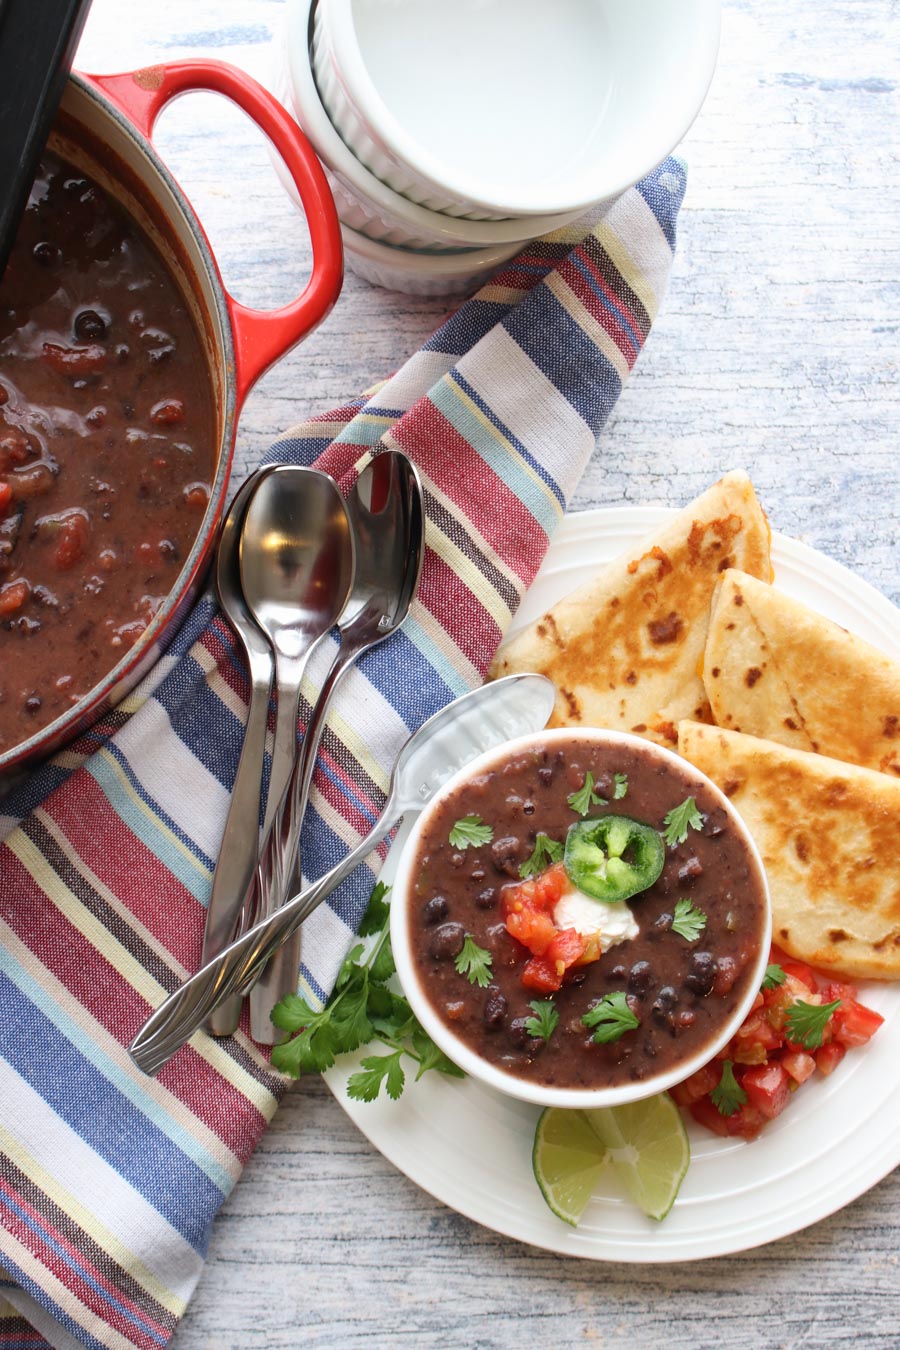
[311, 0, 721, 221]
[390, 728, 771, 1110]
[339, 222, 520, 295]
[278, 0, 585, 250]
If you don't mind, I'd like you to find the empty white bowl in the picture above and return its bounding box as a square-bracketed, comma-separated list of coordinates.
[280, 0, 585, 250]
[312, 0, 721, 221]
[339, 221, 521, 295]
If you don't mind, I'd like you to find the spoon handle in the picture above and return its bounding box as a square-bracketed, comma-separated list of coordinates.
[266, 660, 307, 833]
[128, 800, 398, 1076]
[202, 642, 273, 1036]
[249, 641, 349, 1041]
[204, 648, 298, 1035]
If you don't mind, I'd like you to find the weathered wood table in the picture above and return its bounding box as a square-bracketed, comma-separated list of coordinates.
[73, 1, 900, 1344]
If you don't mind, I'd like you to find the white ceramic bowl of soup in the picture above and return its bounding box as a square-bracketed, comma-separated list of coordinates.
[311, 0, 721, 221]
[390, 728, 771, 1109]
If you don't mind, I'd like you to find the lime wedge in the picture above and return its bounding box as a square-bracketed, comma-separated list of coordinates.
[585, 1094, 690, 1221]
[532, 1107, 609, 1226]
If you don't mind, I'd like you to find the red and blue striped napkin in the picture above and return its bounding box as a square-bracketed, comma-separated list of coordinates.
[0, 160, 685, 1350]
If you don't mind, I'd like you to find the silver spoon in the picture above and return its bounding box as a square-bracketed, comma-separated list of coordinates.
[128, 673, 557, 1076]
[236, 466, 355, 975]
[201, 466, 278, 1037]
[249, 450, 425, 1043]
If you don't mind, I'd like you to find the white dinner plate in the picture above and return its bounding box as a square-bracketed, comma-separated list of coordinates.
[324, 507, 900, 1262]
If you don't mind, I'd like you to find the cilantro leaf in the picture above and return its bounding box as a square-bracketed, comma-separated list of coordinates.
[524, 999, 559, 1042]
[366, 982, 397, 1021]
[347, 1050, 406, 1102]
[269, 1031, 307, 1078]
[662, 796, 704, 846]
[270, 991, 322, 1034]
[762, 963, 786, 991]
[335, 943, 365, 990]
[358, 881, 391, 936]
[271, 1014, 338, 1077]
[711, 1060, 746, 1117]
[411, 1025, 466, 1080]
[367, 987, 417, 1040]
[518, 832, 564, 879]
[671, 896, 707, 942]
[369, 934, 396, 984]
[581, 991, 640, 1043]
[269, 993, 343, 1077]
[785, 997, 841, 1049]
[454, 934, 493, 987]
[567, 771, 608, 816]
[449, 814, 494, 849]
[327, 972, 373, 1054]
[613, 773, 629, 800]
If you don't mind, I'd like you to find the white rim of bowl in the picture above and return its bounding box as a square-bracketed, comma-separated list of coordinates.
[285, 0, 586, 245]
[316, 0, 722, 219]
[390, 727, 772, 1110]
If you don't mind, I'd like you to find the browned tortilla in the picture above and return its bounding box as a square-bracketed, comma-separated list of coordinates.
[678, 720, 900, 980]
[489, 471, 772, 746]
[703, 569, 900, 776]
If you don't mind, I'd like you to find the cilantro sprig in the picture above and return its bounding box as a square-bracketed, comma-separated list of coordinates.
[671, 897, 707, 942]
[711, 1060, 746, 1117]
[355, 879, 389, 935]
[581, 991, 640, 1044]
[449, 814, 494, 849]
[524, 999, 559, 1042]
[568, 770, 608, 816]
[662, 796, 704, 846]
[347, 1049, 407, 1102]
[455, 934, 493, 987]
[270, 882, 464, 1101]
[785, 998, 842, 1049]
[762, 963, 786, 991]
[613, 773, 629, 800]
[518, 832, 564, 879]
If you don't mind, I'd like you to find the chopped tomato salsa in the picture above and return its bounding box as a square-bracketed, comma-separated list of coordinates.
[670, 946, 885, 1139]
[503, 864, 594, 992]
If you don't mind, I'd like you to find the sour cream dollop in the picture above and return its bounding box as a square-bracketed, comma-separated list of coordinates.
[553, 878, 639, 952]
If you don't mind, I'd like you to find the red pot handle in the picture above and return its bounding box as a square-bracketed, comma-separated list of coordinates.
[85, 60, 343, 398]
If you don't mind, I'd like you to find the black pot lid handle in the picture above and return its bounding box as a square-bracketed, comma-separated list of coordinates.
[0, 0, 94, 279]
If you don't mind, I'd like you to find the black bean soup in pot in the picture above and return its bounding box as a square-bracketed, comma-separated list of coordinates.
[0, 150, 217, 752]
[406, 735, 768, 1091]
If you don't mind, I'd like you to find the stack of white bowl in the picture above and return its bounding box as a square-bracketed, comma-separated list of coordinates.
[273, 0, 721, 295]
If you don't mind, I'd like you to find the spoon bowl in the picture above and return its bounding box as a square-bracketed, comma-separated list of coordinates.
[340, 450, 425, 636]
[240, 466, 355, 663]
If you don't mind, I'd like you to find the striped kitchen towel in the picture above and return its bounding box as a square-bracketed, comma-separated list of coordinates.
[0, 159, 685, 1350]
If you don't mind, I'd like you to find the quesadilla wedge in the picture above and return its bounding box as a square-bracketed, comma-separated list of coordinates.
[703, 569, 900, 776]
[490, 471, 772, 746]
[677, 719, 900, 980]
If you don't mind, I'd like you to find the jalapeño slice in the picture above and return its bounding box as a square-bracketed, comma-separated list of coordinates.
[564, 814, 665, 904]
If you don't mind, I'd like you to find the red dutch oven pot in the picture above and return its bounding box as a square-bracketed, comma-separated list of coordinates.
[0, 60, 343, 786]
